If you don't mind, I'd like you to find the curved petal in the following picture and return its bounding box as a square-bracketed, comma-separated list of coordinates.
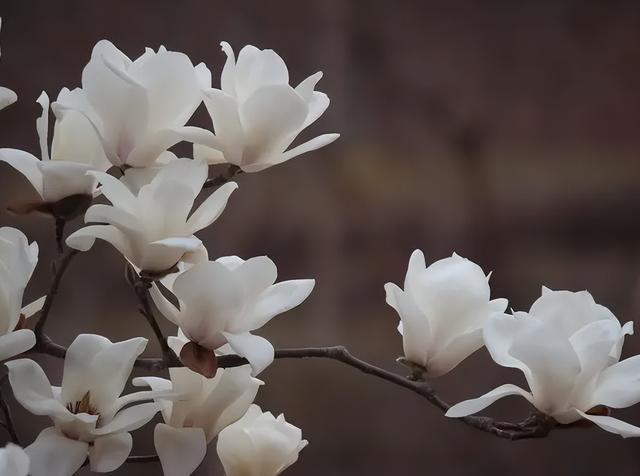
[0, 87, 17, 111]
[84, 204, 139, 231]
[0, 443, 29, 475]
[66, 224, 133, 259]
[35, 92, 50, 162]
[223, 332, 274, 375]
[6, 359, 71, 420]
[384, 282, 430, 369]
[26, 427, 88, 476]
[93, 402, 160, 436]
[426, 328, 483, 378]
[201, 88, 243, 165]
[277, 133, 339, 165]
[590, 355, 640, 409]
[21, 295, 46, 318]
[155, 424, 207, 476]
[89, 432, 132, 472]
[186, 181, 238, 234]
[149, 284, 180, 325]
[446, 384, 533, 418]
[242, 279, 315, 332]
[0, 148, 44, 197]
[0, 330, 36, 361]
[577, 410, 640, 438]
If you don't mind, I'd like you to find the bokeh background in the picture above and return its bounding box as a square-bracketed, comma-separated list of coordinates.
[2, 0, 640, 474]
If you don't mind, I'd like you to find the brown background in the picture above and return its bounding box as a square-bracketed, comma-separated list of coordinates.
[2, 0, 640, 475]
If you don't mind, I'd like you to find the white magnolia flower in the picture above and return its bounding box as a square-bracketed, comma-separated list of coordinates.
[0, 18, 17, 110]
[194, 42, 339, 173]
[0, 92, 109, 213]
[0, 227, 43, 361]
[134, 364, 262, 476]
[151, 255, 315, 374]
[7, 334, 163, 476]
[53, 40, 212, 168]
[0, 443, 29, 476]
[217, 404, 307, 476]
[384, 250, 507, 377]
[66, 159, 237, 274]
[447, 288, 640, 437]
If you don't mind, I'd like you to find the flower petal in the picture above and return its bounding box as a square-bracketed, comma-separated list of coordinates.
[25, 427, 88, 476]
[0, 148, 44, 197]
[186, 181, 238, 234]
[0, 330, 36, 361]
[154, 424, 207, 476]
[6, 359, 71, 420]
[446, 384, 534, 418]
[577, 410, 640, 438]
[223, 332, 274, 375]
[278, 133, 339, 165]
[92, 402, 160, 436]
[89, 432, 132, 472]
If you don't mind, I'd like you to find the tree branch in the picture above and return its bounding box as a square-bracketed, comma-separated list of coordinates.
[33, 249, 79, 337]
[126, 266, 181, 368]
[32, 338, 558, 440]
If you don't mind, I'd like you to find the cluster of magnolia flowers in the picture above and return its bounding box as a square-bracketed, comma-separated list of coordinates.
[0, 29, 331, 476]
[1, 18, 640, 476]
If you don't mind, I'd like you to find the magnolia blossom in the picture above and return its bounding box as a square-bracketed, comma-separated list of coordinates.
[384, 250, 507, 377]
[0, 443, 29, 476]
[7, 334, 163, 476]
[66, 159, 237, 273]
[0, 91, 109, 213]
[0, 18, 17, 110]
[217, 404, 307, 476]
[53, 40, 212, 168]
[447, 288, 640, 437]
[0, 227, 43, 361]
[134, 364, 262, 476]
[194, 42, 339, 172]
[151, 255, 315, 374]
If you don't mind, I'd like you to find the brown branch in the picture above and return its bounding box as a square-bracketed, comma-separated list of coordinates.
[33, 249, 79, 337]
[203, 164, 242, 189]
[126, 265, 181, 368]
[125, 454, 160, 463]
[32, 338, 557, 440]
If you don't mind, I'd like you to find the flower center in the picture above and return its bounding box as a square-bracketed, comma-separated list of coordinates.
[66, 390, 99, 417]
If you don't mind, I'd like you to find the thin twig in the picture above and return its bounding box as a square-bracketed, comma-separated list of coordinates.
[54, 218, 66, 254]
[33, 249, 79, 337]
[127, 266, 181, 368]
[203, 164, 242, 189]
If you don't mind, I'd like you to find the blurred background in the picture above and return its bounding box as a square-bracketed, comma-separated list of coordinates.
[2, 0, 640, 474]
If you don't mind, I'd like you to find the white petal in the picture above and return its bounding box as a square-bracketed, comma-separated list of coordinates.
[577, 410, 640, 438]
[21, 295, 46, 318]
[93, 402, 160, 436]
[0, 330, 36, 361]
[278, 133, 339, 164]
[26, 427, 88, 476]
[6, 359, 71, 420]
[66, 224, 132, 258]
[590, 355, 640, 408]
[89, 432, 132, 472]
[149, 284, 180, 325]
[35, 92, 50, 162]
[155, 424, 207, 476]
[0, 87, 17, 111]
[186, 181, 238, 234]
[446, 384, 533, 418]
[0, 443, 29, 476]
[0, 149, 44, 197]
[223, 332, 274, 375]
[201, 89, 244, 165]
[243, 279, 315, 332]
